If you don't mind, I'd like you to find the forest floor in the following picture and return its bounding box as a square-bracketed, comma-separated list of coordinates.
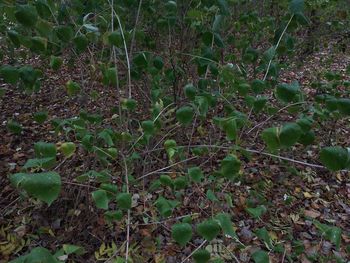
[1, 43, 350, 262]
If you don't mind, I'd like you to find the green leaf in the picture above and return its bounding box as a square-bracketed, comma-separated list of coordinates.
[0, 65, 19, 84]
[246, 205, 267, 219]
[319, 146, 350, 171]
[337, 98, 350, 115]
[255, 228, 273, 250]
[220, 155, 241, 180]
[23, 157, 56, 170]
[10, 172, 61, 205]
[276, 81, 300, 103]
[59, 142, 76, 158]
[34, 111, 48, 124]
[314, 220, 342, 250]
[155, 196, 178, 217]
[116, 193, 132, 210]
[121, 98, 137, 111]
[160, 174, 173, 187]
[279, 123, 302, 148]
[35, 0, 51, 19]
[73, 35, 89, 53]
[55, 25, 74, 43]
[50, 56, 63, 71]
[15, 5, 38, 27]
[197, 219, 220, 241]
[188, 166, 203, 182]
[223, 118, 237, 140]
[174, 176, 188, 190]
[193, 249, 211, 263]
[289, 0, 304, 14]
[171, 223, 192, 246]
[206, 189, 218, 202]
[7, 30, 21, 48]
[261, 127, 280, 150]
[252, 250, 270, 263]
[184, 84, 196, 101]
[176, 106, 194, 125]
[66, 80, 81, 96]
[108, 31, 123, 46]
[7, 120, 22, 135]
[252, 79, 266, 93]
[63, 244, 85, 255]
[215, 213, 237, 239]
[104, 210, 123, 222]
[30, 36, 47, 53]
[153, 56, 164, 70]
[92, 190, 109, 210]
[10, 247, 57, 263]
[142, 120, 155, 135]
[34, 141, 57, 158]
[253, 96, 268, 113]
[133, 52, 148, 69]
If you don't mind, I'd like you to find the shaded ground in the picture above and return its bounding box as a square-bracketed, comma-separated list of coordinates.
[0, 43, 349, 262]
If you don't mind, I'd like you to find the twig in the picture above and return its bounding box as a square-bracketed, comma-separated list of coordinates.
[247, 101, 306, 134]
[137, 213, 199, 226]
[129, 0, 143, 57]
[263, 14, 294, 81]
[138, 156, 198, 180]
[122, 155, 130, 263]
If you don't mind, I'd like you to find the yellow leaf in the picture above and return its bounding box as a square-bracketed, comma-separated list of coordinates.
[303, 192, 313, 198]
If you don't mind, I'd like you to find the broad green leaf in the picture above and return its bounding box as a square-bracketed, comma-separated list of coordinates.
[251, 79, 266, 94]
[0, 65, 19, 84]
[215, 213, 237, 239]
[60, 142, 76, 158]
[34, 141, 57, 158]
[337, 98, 350, 115]
[153, 56, 164, 70]
[7, 30, 21, 48]
[160, 174, 173, 187]
[155, 196, 179, 217]
[7, 120, 22, 135]
[252, 250, 270, 263]
[197, 219, 220, 241]
[237, 83, 250, 96]
[62, 244, 85, 255]
[10, 172, 61, 205]
[246, 205, 267, 219]
[279, 123, 302, 148]
[314, 220, 341, 250]
[55, 25, 74, 43]
[116, 193, 132, 210]
[73, 35, 88, 53]
[142, 120, 155, 135]
[30, 36, 47, 53]
[15, 5, 38, 27]
[276, 81, 300, 103]
[35, 0, 51, 19]
[255, 228, 273, 250]
[108, 31, 123, 46]
[193, 249, 211, 263]
[23, 157, 56, 170]
[10, 247, 57, 263]
[188, 166, 203, 182]
[50, 56, 63, 71]
[174, 176, 188, 190]
[253, 96, 268, 113]
[92, 189, 109, 209]
[319, 146, 350, 171]
[121, 98, 137, 111]
[289, 0, 304, 14]
[34, 111, 48, 124]
[184, 84, 196, 101]
[104, 210, 123, 222]
[298, 131, 315, 146]
[66, 80, 81, 96]
[176, 106, 194, 125]
[206, 189, 218, 202]
[171, 223, 192, 246]
[133, 52, 148, 69]
[220, 155, 241, 180]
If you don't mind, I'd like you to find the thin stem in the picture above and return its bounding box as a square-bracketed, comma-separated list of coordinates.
[263, 14, 294, 81]
[180, 240, 207, 263]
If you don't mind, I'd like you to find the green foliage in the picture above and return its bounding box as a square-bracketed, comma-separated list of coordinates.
[262, 123, 302, 150]
[50, 56, 63, 71]
[276, 81, 301, 103]
[92, 190, 109, 210]
[188, 166, 203, 182]
[33, 111, 48, 124]
[176, 106, 194, 125]
[171, 223, 192, 246]
[197, 219, 220, 241]
[10, 172, 61, 205]
[319, 147, 350, 171]
[251, 250, 270, 263]
[314, 220, 342, 250]
[193, 249, 211, 263]
[116, 193, 132, 210]
[59, 142, 76, 158]
[0, 65, 19, 84]
[10, 247, 57, 263]
[7, 120, 22, 135]
[15, 5, 38, 27]
[66, 80, 81, 96]
[220, 155, 241, 180]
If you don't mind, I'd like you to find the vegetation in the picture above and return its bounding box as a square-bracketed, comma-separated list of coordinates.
[0, 0, 349, 262]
